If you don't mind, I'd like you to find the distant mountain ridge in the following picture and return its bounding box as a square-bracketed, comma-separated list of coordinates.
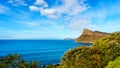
[76, 29, 109, 43]
[64, 38, 73, 40]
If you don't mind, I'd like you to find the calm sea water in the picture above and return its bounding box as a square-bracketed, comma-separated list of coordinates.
[0, 40, 91, 65]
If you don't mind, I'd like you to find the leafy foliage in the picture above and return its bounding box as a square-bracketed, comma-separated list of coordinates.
[57, 46, 103, 68]
[57, 32, 120, 68]
[105, 56, 120, 68]
[0, 54, 41, 68]
[45, 64, 58, 68]
[93, 32, 120, 67]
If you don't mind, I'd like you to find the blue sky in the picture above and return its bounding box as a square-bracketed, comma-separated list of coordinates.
[0, 0, 120, 39]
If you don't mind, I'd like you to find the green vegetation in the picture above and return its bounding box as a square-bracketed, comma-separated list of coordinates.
[57, 32, 120, 68]
[105, 56, 120, 68]
[45, 64, 58, 68]
[93, 32, 120, 67]
[57, 46, 102, 68]
[0, 54, 40, 68]
[0, 32, 120, 68]
[0, 54, 58, 68]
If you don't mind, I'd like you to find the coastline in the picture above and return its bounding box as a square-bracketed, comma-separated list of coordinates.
[75, 40, 94, 44]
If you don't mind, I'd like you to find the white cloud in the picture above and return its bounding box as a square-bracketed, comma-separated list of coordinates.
[28, 0, 120, 35]
[69, 19, 91, 31]
[41, 9, 56, 15]
[29, 0, 88, 18]
[29, 6, 40, 11]
[34, 0, 48, 7]
[40, 8, 58, 18]
[8, 0, 27, 6]
[29, 0, 90, 32]
[68, 0, 120, 31]
[55, 0, 87, 16]
[0, 4, 9, 14]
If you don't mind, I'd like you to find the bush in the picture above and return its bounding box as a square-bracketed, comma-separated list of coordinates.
[45, 64, 57, 68]
[0, 54, 41, 68]
[57, 32, 120, 68]
[105, 56, 120, 68]
[57, 46, 103, 68]
[93, 32, 120, 67]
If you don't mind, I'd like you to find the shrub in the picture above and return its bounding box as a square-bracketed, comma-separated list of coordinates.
[105, 56, 120, 68]
[57, 32, 120, 68]
[0, 54, 41, 68]
[45, 64, 57, 68]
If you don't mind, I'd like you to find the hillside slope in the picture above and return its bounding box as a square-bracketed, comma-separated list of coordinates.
[57, 32, 120, 68]
[76, 29, 109, 43]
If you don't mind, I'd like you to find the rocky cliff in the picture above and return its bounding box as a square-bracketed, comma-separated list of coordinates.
[76, 29, 109, 43]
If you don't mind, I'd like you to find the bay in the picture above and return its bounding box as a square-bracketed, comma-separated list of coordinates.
[0, 40, 91, 65]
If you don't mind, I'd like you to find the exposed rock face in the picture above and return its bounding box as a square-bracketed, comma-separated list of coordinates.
[76, 29, 109, 43]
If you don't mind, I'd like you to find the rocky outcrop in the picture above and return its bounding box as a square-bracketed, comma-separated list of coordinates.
[76, 29, 109, 43]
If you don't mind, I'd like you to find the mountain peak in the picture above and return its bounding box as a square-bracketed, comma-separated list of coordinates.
[83, 29, 94, 35]
[76, 29, 110, 43]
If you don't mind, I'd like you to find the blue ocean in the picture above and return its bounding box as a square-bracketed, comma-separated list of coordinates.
[0, 40, 91, 65]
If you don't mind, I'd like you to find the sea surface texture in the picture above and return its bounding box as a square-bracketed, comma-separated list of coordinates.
[0, 40, 91, 65]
